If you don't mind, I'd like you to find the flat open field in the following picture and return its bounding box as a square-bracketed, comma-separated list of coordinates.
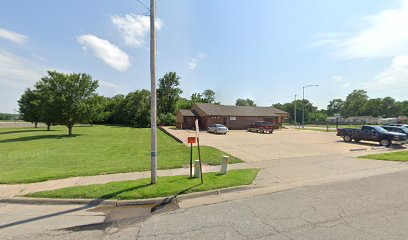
[0, 125, 242, 184]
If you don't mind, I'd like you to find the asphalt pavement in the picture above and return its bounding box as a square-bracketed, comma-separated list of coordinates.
[3, 169, 408, 240]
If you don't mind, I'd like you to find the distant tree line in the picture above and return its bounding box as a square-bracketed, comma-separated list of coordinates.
[22, 70, 407, 132]
[0, 113, 19, 120]
[327, 90, 408, 118]
[273, 89, 408, 124]
[18, 71, 224, 134]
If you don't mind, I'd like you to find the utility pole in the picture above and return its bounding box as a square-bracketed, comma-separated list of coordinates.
[294, 95, 297, 126]
[302, 85, 318, 128]
[150, 0, 157, 184]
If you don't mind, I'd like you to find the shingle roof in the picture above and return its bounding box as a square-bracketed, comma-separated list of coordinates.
[194, 103, 287, 117]
[178, 109, 198, 117]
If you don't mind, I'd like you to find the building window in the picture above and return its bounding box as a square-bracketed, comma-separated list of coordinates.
[230, 116, 236, 121]
[264, 118, 273, 122]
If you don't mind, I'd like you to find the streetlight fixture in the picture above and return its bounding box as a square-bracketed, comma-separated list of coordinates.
[302, 84, 318, 128]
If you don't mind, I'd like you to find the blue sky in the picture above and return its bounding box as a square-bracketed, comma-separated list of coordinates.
[1, 0, 408, 113]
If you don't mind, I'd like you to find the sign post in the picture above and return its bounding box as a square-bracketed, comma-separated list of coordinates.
[187, 137, 196, 178]
[195, 119, 204, 184]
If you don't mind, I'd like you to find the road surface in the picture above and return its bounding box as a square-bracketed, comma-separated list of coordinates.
[2, 169, 408, 239]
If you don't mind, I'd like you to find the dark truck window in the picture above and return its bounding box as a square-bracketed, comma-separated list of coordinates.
[362, 126, 386, 132]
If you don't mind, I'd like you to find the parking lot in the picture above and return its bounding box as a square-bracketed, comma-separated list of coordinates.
[166, 127, 405, 162]
[164, 127, 408, 188]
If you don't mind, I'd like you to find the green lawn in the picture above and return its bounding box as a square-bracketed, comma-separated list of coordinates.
[0, 125, 243, 184]
[25, 169, 258, 200]
[359, 151, 408, 162]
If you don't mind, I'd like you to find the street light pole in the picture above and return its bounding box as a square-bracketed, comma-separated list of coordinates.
[302, 85, 318, 128]
[294, 95, 297, 126]
[150, 0, 157, 184]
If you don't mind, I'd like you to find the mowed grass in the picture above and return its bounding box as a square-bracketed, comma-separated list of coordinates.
[25, 169, 258, 200]
[0, 125, 243, 184]
[359, 151, 408, 162]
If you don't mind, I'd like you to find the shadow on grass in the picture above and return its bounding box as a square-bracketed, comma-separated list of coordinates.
[0, 129, 59, 135]
[0, 134, 81, 143]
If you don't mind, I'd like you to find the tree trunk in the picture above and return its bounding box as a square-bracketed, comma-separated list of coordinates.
[68, 125, 73, 136]
[34, 122, 38, 128]
[47, 123, 50, 131]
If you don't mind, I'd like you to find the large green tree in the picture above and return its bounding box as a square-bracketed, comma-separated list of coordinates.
[235, 98, 256, 106]
[364, 98, 382, 117]
[327, 99, 344, 116]
[380, 97, 399, 118]
[157, 72, 182, 115]
[18, 88, 41, 128]
[124, 90, 151, 127]
[273, 99, 316, 124]
[202, 89, 216, 103]
[36, 71, 99, 135]
[340, 89, 369, 117]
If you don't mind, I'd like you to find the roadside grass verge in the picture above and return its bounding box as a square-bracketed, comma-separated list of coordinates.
[359, 151, 408, 162]
[0, 125, 243, 184]
[25, 169, 259, 200]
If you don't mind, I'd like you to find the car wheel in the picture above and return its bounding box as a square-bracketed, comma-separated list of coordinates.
[215, 130, 218, 134]
[380, 138, 391, 147]
[343, 135, 352, 142]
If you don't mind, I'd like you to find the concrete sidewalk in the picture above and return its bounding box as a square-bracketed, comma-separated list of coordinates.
[2, 153, 408, 202]
[0, 163, 251, 199]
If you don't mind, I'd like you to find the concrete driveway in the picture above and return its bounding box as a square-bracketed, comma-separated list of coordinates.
[164, 127, 408, 188]
[166, 128, 405, 161]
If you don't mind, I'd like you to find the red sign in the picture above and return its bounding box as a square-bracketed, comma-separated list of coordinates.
[187, 137, 196, 144]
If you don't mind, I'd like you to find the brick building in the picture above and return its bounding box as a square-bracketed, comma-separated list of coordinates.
[176, 103, 288, 130]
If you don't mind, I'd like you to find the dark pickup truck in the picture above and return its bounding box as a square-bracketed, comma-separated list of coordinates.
[337, 125, 407, 147]
[248, 121, 276, 133]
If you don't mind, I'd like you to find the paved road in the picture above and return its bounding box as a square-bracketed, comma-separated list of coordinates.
[3, 170, 408, 240]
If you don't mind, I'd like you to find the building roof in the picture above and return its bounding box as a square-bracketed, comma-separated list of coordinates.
[178, 109, 198, 117]
[194, 103, 288, 117]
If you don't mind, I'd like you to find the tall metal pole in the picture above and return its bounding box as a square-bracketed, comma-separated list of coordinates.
[150, 0, 157, 184]
[302, 85, 318, 129]
[294, 95, 297, 126]
[302, 87, 305, 128]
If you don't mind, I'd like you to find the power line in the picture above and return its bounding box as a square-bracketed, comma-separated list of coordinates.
[136, 0, 151, 15]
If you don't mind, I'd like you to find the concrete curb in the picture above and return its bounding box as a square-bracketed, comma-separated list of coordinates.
[0, 185, 256, 206]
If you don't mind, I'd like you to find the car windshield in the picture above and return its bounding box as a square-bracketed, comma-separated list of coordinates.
[372, 126, 387, 132]
[215, 124, 225, 128]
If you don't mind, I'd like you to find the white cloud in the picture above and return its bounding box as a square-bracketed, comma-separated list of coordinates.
[99, 80, 120, 90]
[111, 14, 162, 47]
[317, 0, 408, 59]
[331, 75, 343, 83]
[367, 55, 408, 89]
[188, 53, 206, 70]
[0, 49, 43, 89]
[0, 48, 45, 112]
[331, 75, 350, 88]
[188, 58, 198, 70]
[0, 28, 28, 44]
[77, 34, 130, 71]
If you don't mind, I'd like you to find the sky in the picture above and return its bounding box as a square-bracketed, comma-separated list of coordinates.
[1, 0, 408, 113]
